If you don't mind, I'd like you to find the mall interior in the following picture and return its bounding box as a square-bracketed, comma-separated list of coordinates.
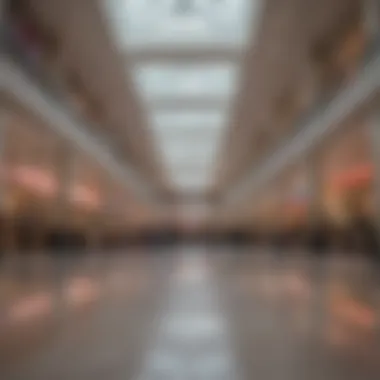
[0, 0, 380, 379]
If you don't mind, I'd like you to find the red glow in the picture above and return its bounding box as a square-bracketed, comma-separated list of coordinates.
[332, 163, 373, 190]
[8, 292, 52, 323]
[332, 297, 375, 329]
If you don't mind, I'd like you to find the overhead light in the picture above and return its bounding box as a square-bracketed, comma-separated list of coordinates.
[133, 63, 237, 101]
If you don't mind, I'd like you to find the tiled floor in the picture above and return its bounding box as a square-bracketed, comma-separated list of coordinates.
[1, 248, 380, 379]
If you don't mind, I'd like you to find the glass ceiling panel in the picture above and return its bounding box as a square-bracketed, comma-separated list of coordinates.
[154, 130, 224, 149]
[104, 0, 254, 49]
[169, 168, 211, 184]
[171, 174, 211, 189]
[162, 147, 217, 163]
[152, 111, 226, 130]
[134, 64, 237, 101]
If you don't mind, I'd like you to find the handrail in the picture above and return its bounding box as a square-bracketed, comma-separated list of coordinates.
[226, 42, 380, 204]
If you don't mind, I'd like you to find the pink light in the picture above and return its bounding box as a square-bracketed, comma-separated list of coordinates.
[10, 165, 58, 197]
[8, 292, 52, 323]
[332, 163, 373, 189]
[65, 277, 99, 306]
[69, 184, 101, 210]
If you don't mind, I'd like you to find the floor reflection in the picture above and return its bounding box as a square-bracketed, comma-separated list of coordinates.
[0, 248, 379, 379]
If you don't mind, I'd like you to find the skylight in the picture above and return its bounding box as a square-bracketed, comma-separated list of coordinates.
[102, 0, 262, 193]
[152, 111, 226, 130]
[134, 63, 237, 102]
[103, 0, 254, 50]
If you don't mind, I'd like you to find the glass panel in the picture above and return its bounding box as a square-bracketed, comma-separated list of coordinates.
[154, 130, 223, 150]
[134, 64, 237, 101]
[170, 168, 211, 187]
[152, 111, 226, 130]
[104, 0, 254, 49]
[171, 173, 211, 189]
[162, 147, 216, 163]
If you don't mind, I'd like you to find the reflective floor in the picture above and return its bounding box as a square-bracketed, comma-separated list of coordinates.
[1, 248, 380, 379]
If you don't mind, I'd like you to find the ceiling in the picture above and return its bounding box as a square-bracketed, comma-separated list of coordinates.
[19, 0, 364, 206]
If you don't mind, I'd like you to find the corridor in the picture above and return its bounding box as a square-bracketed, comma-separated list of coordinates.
[1, 248, 380, 380]
[1, 0, 380, 378]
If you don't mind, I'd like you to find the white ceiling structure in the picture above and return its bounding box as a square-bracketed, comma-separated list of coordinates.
[102, 0, 262, 193]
